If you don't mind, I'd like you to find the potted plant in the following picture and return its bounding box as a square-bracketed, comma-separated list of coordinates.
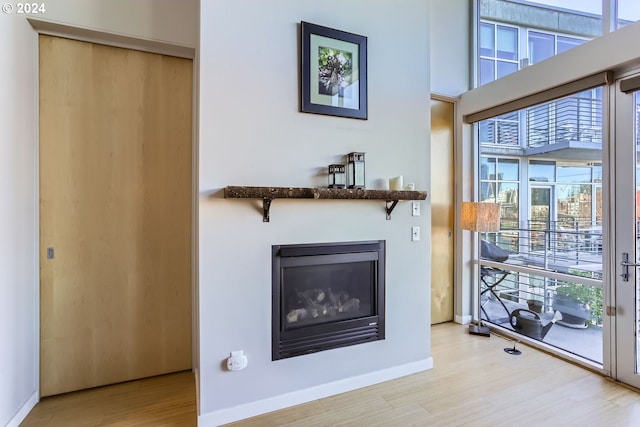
[552, 281, 602, 328]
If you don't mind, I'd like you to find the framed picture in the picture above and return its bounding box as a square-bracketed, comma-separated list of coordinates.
[301, 21, 367, 120]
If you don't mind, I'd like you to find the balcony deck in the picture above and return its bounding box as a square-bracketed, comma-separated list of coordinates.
[482, 297, 602, 364]
[480, 226, 604, 364]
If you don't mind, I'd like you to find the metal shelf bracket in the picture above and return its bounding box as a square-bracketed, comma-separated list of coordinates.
[385, 200, 399, 220]
[263, 198, 272, 222]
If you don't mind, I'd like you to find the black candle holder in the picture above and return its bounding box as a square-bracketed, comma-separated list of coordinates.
[347, 152, 365, 189]
[328, 164, 346, 189]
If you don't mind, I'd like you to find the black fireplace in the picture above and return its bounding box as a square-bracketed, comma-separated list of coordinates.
[272, 240, 385, 360]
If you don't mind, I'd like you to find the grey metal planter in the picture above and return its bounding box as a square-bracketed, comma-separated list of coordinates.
[552, 296, 591, 328]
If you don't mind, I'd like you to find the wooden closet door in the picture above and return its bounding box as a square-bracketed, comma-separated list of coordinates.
[39, 35, 193, 396]
[430, 98, 455, 324]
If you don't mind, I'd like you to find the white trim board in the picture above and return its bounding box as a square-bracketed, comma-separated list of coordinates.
[28, 18, 195, 59]
[197, 358, 434, 427]
[455, 314, 472, 325]
[6, 392, 38, 427]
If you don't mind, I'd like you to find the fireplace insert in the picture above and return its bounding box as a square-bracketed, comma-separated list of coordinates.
[272, 240, 385, 360]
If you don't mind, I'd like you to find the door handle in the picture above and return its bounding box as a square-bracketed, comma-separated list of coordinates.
[620, 252, 640, 281]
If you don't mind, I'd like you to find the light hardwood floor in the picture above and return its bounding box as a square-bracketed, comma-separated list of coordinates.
[226, 323, 640, 427]
[20, 371, 196, 427]
[20, 323, 640, 426]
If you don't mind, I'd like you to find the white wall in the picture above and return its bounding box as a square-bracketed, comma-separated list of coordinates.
[429, 0, 473, 324]
[430, 0, 472, 97]
[198, 1, 432, 425]
[41, 0, 196, 47]
[0, 2, 197, 426]
[0, 0, 480, 425]
[0, 13, 38, 426]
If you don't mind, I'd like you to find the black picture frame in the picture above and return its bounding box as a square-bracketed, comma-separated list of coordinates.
[301, 21, 368, 120]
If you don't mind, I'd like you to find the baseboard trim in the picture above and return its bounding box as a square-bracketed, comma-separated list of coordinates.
[6, 391, 38, 427]
[197, 358, 433, 427]
[194, 367, 201, 416]
[455, 314, 472, 325]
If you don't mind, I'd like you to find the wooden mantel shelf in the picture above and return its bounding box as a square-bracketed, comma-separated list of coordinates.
[224, 186, 427, 222]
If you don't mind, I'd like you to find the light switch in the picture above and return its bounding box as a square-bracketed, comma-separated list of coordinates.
[411, 226, 420, 241]
[412, 201, 420, 216]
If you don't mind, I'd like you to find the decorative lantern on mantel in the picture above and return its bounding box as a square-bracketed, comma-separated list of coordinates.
[347, 152, 365, 189]
[328, 164, 346, 189]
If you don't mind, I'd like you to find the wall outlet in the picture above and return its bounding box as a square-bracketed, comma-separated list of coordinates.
[226, 350, 248, 371]
[411, 226, 420, 241]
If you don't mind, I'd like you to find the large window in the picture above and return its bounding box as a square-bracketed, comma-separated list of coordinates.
[478, 0, 640, 88]
[528, 31, 586, 65]
[471, 0, 640, 383]
[478, 4, 596, 145]
[479, 22, 519, 85]
[476, 89, 604, 362]
[482, 89, 604, 148]
[479, 19, 589, 88]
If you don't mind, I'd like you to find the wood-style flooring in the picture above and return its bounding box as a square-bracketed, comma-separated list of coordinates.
[20, 371, 196, 427]
[225, 323, 640, 427]
[20, 323, 640, 426]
